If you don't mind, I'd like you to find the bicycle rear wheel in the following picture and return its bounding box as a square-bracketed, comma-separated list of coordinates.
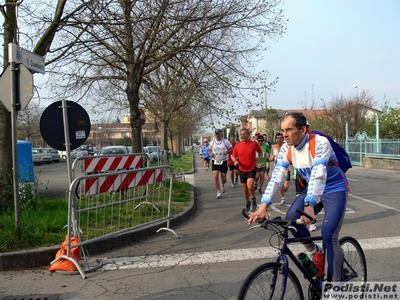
[237, 262, 304, 300]
[339, 236, 367, 282]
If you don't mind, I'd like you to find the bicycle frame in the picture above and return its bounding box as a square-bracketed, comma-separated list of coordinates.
[275, 234, 324, 296]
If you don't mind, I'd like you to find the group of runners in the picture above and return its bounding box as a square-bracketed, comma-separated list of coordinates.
[198, 122, 316, 232]
[198, 128, 282, 207]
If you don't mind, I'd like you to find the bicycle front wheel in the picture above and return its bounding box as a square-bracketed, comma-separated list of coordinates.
[339, 236, 367, 282]
[237, 262, 304, 300]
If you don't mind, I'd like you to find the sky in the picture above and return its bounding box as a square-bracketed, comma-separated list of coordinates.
[2, 0, 398, 124]
[254, 0, 400, 112]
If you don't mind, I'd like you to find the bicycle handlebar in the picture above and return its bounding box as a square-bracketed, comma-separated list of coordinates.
[242, 208, 316, 228]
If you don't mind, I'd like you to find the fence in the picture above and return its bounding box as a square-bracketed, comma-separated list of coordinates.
[341, 132, 400, 166]
[49, 154, 178, 279]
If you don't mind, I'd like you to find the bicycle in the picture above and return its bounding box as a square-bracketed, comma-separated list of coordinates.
[238, 209, 367, 300]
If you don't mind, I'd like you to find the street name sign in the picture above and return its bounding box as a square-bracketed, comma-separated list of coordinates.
[8, 43, 45, 74]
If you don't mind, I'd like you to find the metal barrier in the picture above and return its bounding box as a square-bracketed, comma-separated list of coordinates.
[72, 152, 151, 176]
[174, 167, 186, 182]
[50, 154, 178, 279]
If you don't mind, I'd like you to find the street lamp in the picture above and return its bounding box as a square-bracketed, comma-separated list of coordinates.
[354, 85, 358, 99]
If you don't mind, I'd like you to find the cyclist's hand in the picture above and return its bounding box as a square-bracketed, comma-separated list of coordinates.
[300, 206, 317, 225]
[248, 203, 269, 224]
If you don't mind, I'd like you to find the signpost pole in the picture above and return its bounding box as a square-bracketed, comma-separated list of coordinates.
[61, 99, 73, 188]
[10, 60, 21, 235]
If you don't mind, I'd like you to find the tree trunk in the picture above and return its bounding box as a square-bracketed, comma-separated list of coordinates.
[0, 105, 12, 195]
[0, 1, 17, 198]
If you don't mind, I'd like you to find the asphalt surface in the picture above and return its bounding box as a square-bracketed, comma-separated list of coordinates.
[1, 161, 400, 299]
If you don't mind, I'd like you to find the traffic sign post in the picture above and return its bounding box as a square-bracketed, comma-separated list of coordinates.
[0, 43, 45, 234]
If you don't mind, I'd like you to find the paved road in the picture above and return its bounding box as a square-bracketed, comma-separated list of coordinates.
[33, 160, 82, 198]
[1, 162, 400, 299]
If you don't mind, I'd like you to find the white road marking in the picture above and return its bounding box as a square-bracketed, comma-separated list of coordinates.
[349, 194, 400, 213]
[347, 178, 359, 181]
[96, 236, 400, 271]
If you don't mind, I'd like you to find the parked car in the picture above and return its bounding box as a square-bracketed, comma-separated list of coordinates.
[98, 146, 130, 156]
[79, 144, 95, 156]
[143, 147, 155, 162]
[31, 148, 43, 165]
[146, 146, 159, 161]
[48, 149, 60, 163]
[92, 147, 99, 156]
[58, 149, 81, 160]
[33, 148, 52, 164]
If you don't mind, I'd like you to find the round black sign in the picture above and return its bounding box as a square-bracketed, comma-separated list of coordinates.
[40, 100, 91, 151]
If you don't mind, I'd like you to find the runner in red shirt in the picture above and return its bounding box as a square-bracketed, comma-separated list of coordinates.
[231, 128, 263, 212]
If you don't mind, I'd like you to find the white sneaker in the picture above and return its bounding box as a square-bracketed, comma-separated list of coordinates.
[309, 224, 317, 232]
[216, 192, 221, 199]
[279, 199, 286, 206]
[307, 244, 321, 260]
[221, 186, 225, 193]
[231, 183, 235, 188]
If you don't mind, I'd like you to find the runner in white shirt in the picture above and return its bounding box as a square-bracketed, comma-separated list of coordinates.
[208, 129, 232, 199]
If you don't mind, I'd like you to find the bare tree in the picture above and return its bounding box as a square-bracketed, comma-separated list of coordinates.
[41, 0, 286, 154]
[16, 104, 44, 143]
[318, 91, 377, 140]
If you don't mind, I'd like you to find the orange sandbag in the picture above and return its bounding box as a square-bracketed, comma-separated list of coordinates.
[48, 236, 81, 272]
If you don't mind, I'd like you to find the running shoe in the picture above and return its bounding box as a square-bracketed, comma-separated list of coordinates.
[279, 199, 286, 206]
[307, 244, 321, 261]
[257, 187, 262, 194]
[216, 192, 221, 199]
[235, 177, 239, 185]
[221, 186, 225, 193]
[231, 183, 235, 188]
[245, 201, 251, 212]
[251, 198, 257, 211]
[309, 224, 317, 232]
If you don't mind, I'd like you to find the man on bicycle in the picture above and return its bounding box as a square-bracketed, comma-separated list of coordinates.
[248, 112, 349, 282]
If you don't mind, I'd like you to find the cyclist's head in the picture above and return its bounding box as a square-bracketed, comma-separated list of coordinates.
[281, 112, 308, 147]
[283, 112, 307, 129]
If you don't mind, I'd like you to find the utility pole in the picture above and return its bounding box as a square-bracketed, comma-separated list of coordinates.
[261, 78, 268, 132]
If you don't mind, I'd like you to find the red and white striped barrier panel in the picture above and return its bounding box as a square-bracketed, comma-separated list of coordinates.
[82, 155, 144, 174]
[84, 169, 165, 196]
